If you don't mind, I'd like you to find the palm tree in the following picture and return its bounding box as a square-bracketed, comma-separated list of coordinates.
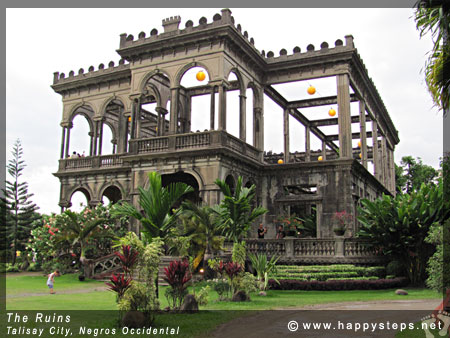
[214, 176, 267, 242]
[55, 209, 106, 266]
[111, 172, 194, 243]
[415, 0, 450, 115]
[179, 201, 223, 263]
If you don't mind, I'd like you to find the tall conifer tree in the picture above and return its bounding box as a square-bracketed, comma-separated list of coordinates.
[1, 139, 39, 265]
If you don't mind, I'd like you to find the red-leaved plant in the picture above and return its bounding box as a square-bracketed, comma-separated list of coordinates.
[224, 262, 242, 279]
[163, 259, 192, 309]
[115, 245, 138, 277]
[105, 273, 132, 301]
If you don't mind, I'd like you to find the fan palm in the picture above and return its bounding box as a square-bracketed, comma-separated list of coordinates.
[111, 172, 194, 243]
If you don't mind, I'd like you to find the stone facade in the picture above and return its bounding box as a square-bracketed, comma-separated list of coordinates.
[52, 9, 399, 243]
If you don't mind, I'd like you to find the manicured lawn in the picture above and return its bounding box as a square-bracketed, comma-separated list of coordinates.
[6, 273, 441, 311]
[5, 273, 442, 338]
[6, 272, 102, 295]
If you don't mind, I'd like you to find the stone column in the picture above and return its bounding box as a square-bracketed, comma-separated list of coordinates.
[381, 135, 388, 186]
[130, 100, 137, 139]
[218, 83, 227, 131]
[135, 97, 142, 138]
[60, 127, 66, 159]
[65, 125, 72, 158]
[372, 120, 379, 179]
[89, 131, 94, 156]
[359, 100, 368, 168]
[98, 121, 104, 155]
[169, 87, 180, 134]
[210, 86, 216, 130]
[253, 107, 263, 150]
[336, 74, 352, 158]
[388, 147, 396, 195]
[112, 140, 117, 154]
[283, 108, 290, 163]
[305, 125, 311, 161]
[322, 140, 327, 160]
[239, 94, 246, 141]
[93, 120, 99, 156]
[155, 107, 168, 136]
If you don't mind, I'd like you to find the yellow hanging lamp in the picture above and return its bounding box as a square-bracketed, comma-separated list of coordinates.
[307, 85, 316, 95]
[358, 141, 362, 148]
[278, 159, 284, 164]
[318, 156, 323, 161]
[328, 107, 336, 117]
[196, 70, 206, 81]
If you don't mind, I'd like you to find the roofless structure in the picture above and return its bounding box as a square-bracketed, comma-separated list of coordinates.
[52, 9, 399, 264]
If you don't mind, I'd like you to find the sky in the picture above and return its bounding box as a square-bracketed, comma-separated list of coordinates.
[5, 8, 443, 215]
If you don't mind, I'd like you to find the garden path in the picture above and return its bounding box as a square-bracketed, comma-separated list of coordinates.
[210, 299, 441, 338]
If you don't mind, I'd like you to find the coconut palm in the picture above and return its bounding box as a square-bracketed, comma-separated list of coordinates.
[111, 172, 194, 243]
[214, 176, 267, 242]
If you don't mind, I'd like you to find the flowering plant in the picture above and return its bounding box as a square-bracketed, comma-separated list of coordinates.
[277, 215, 303, 237]
[332, 211, 353, 233]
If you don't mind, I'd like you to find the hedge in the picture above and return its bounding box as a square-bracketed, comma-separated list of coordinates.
[267, 277, 408, 291]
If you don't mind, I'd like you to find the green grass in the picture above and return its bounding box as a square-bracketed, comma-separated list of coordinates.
[6, 273, 102, 295]
[4, 273, 443, 338]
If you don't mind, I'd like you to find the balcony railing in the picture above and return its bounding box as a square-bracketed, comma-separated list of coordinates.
[246, 238, 381, 263]
[131, 130, 262, 161]
[58, 131, 263, 172]
[59, 154, 124, 171]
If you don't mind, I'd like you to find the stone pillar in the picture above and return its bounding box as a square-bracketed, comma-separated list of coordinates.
[89, 131, 94, 156]
[381, 135, 388, 186]
[372, 120, 379, 179]
[218, 83, 227, 131]
[135, 97, 142, 138]
[130, 99, 138, 139]
[155, 107, 168, 136]
[169, 87, 180, 134]
[98, 121, 104, 155]
[112, 140, 117, 154]
[210, 86, 216, 130]
[65, 125, 71, 158]
[239, 94, 246, 141]
[359, 100, 368, 168]
[123, 115, 130, 152]
[388, 147, 396, 195]
[305, 125, 311, 161]
[322, 140, 327, 160]
[336, 74, 352, 158]
[283, 108, 290, 163]
[253, 107, 263, 151]
[60, 127, 66, 159]
[93, 120, 99, 156]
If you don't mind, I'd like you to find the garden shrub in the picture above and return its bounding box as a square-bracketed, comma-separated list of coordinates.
[235, 272, 258, 295]
[425, 222, 449, 292]
[6, 263, 20, 272]
[194, 285, 210, 306]
[386, 260, 405, 277]
[232, 241, 246, 267]
[118, 282, 157, 325]
[268, 277, 408, 291]
[163, 259, 192, 309]
[211, 279, 230, 301]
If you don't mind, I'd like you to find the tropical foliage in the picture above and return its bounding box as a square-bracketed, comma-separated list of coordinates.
[425, 221, 450, 292]
[248, 252, 280, 290]
[163, 259, 192, 309]
[395, 156, 439, 194]
[111, 172, 193, 243]
[357, 180, 450, 285]
[415, 0, 450, 114]
[214, 176, 267, 242]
